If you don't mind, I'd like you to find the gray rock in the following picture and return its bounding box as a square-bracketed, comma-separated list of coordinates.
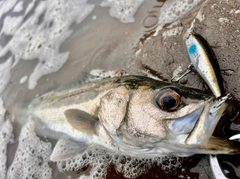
[129, 0, 240, 99]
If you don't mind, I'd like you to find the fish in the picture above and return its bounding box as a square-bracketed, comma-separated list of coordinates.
[29, 75, 240, 161]
[185, 33, 224, 98]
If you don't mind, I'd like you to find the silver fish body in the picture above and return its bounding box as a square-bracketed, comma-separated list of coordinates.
[185, 33, 224, 98]
[30, 75, 239, 160]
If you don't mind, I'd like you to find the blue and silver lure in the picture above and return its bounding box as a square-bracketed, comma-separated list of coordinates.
[185, 33, 224, 98]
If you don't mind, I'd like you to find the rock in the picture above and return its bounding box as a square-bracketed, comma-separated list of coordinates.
[129, 0, 240, 99]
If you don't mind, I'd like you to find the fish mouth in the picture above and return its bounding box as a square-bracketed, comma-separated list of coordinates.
[167, 97, 240, 154]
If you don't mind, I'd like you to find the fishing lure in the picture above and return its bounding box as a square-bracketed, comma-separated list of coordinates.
[172, 33, 224, 98]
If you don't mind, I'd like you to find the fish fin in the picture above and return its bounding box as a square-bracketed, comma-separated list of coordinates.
[50, 135, 88, 161]
[64, 109, 98, 135]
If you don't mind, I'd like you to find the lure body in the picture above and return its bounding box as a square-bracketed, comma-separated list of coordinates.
[185, 33, 224, 98]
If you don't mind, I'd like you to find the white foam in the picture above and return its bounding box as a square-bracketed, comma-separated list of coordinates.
[13, 1, 23, 13]
[101, 0, 144, 23]
[89, 69, 118, 79]
[0, 120, 14, 179]
[156, 0, 202, 34]
[7, 119, 52, 179]
[0, 98, 6, 124]
[19, 75, 28, 84]
[0, 98, 13, 179]
[0, 57, 12, 94]
[159, 0, 202, 25]
[0, 0, 95, 89]
[79, 69, 128, 84]
[56, 145, 182, 179]
[0, 0, 18, 18]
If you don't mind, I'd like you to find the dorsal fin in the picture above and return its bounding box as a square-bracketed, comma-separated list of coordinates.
[50, 135, 88, 161]
[64, 109, 98, 135]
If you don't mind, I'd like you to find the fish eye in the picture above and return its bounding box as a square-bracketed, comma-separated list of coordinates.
[156, 90, 181, 111]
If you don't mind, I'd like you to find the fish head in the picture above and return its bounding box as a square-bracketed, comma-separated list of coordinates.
[99, 76, 240, 156]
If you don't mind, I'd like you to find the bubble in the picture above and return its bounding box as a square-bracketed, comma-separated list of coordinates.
[82, 154, 87, 160]
[52, 139, 184, 179]
[0, 57, 12, 94]
[114, 154, 119, 160]
[88, 150, 92, 156]
[143, 14, 158, 28]
[6, 120, 52, 179]
[158, 0, 202, 25]
[100, 0, 144, 23]
[19, 75, 28, 84]
[0, 118, 13, 179]
[119, 155, 126, 164]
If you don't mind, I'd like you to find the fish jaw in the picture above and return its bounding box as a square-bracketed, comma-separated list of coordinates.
[167, 106, 204, 140]
[167, 98, 240, 154]
[166, 97, 224, 144]
[185, 98, 228, 145]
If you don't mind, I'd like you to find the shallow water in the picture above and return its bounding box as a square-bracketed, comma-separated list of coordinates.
[1, 0, 240, 178]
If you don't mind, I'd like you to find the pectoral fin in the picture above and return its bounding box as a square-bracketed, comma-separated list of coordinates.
[64, 109, 98, 135]
[50, 136, 88, 161]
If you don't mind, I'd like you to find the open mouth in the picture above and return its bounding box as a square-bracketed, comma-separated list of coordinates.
[167, 96, 240, 154]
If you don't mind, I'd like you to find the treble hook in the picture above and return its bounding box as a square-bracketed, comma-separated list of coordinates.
[209, 94, 232, 114]
[171, 64, 194, 83]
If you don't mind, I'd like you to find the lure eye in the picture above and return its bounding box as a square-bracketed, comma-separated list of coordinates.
[157, 90, 181, 111]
